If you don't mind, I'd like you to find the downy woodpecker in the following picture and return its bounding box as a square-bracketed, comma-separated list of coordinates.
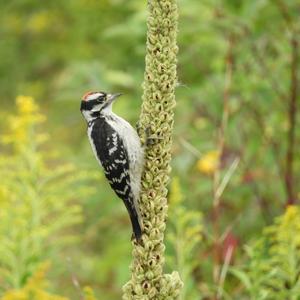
[80, 91, 144, 241]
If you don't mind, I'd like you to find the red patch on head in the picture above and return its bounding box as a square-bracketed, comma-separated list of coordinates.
[82, 91, 95, 101]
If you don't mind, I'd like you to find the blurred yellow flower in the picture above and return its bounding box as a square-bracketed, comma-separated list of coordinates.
[282, 205, 298, 224]
[169, 177, 183, 206]
[1, 262, 69, 300]
[26, 261, 50, 289]
[83, 287, 98, 300]
[16, 95, 38, 114]
[265, 125, 274, 138]
[1, 95, 46, 151]
[27, 12, 50, 34]
[197, 150, 220, 175]
[0, 185, 9, 207]
[0, 186, 9, 199]
[193, 117, 208, 130]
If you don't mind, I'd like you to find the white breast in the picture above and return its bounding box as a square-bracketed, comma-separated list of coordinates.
[106, 114, 144, 203]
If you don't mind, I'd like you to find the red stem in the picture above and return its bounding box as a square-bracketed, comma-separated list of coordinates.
[212, 35, 234, 299]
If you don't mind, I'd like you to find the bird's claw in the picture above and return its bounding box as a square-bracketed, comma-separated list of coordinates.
[145, 127, 163, 146]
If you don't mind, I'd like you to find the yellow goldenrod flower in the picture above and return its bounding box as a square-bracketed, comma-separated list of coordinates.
[16, 95, 38, 114]
[1, 96, 46, 151]
[0, 186, 9, 200]
[1, 262, 69, 300]
[27, 12, 50, 34]
[282, 205, 298, 224]
[169, 177, 183, 206]
[1, 290, 27, 300]
[83, 287, 98, 300]
[196, 150, 220, 175]
[26, 261, 50, 289]
[0, 95, 86, 297]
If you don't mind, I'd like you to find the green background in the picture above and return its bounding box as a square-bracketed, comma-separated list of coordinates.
[0, 0, 299, 299]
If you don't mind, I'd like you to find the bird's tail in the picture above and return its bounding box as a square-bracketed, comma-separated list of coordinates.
[124, 197, 143, 242]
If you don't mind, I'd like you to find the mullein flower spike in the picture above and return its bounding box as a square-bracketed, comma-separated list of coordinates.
[122, 0, 183, 299]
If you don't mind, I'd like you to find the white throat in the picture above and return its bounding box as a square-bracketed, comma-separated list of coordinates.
[81, 102, 114, 122]
[100, 102, 114, 116]
[81, 110, 94, 122]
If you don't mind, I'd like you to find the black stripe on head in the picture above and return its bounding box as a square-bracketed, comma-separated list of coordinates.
[80, 99, 100, 111]
[80, 92, 107, 111]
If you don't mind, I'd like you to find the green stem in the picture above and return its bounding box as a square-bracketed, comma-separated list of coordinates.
[122, 0, 182, 299]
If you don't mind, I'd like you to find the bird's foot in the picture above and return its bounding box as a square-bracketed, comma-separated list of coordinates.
[145, 127, 163, 147]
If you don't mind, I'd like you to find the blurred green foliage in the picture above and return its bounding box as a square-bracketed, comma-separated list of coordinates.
[0, 0, 299, 299]
[231, 205, 300, 300]
[167, 177, 202, 300]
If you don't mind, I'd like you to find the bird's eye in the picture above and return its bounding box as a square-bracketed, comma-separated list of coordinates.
[96, 96, 104, 103]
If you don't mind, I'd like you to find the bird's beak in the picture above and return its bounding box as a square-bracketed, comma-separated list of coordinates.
[107, 93, 122, 104]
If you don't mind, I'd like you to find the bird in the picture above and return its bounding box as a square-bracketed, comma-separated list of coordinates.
[80, 91, 144, 241]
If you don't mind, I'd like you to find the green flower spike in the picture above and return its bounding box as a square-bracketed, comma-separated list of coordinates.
[122, 0, 183, 299]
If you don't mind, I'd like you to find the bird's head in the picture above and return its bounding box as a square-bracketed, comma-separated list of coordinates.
[80, 91, 122, 122]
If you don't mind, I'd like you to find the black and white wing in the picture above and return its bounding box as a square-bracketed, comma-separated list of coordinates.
[90, 118, 142, 240]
